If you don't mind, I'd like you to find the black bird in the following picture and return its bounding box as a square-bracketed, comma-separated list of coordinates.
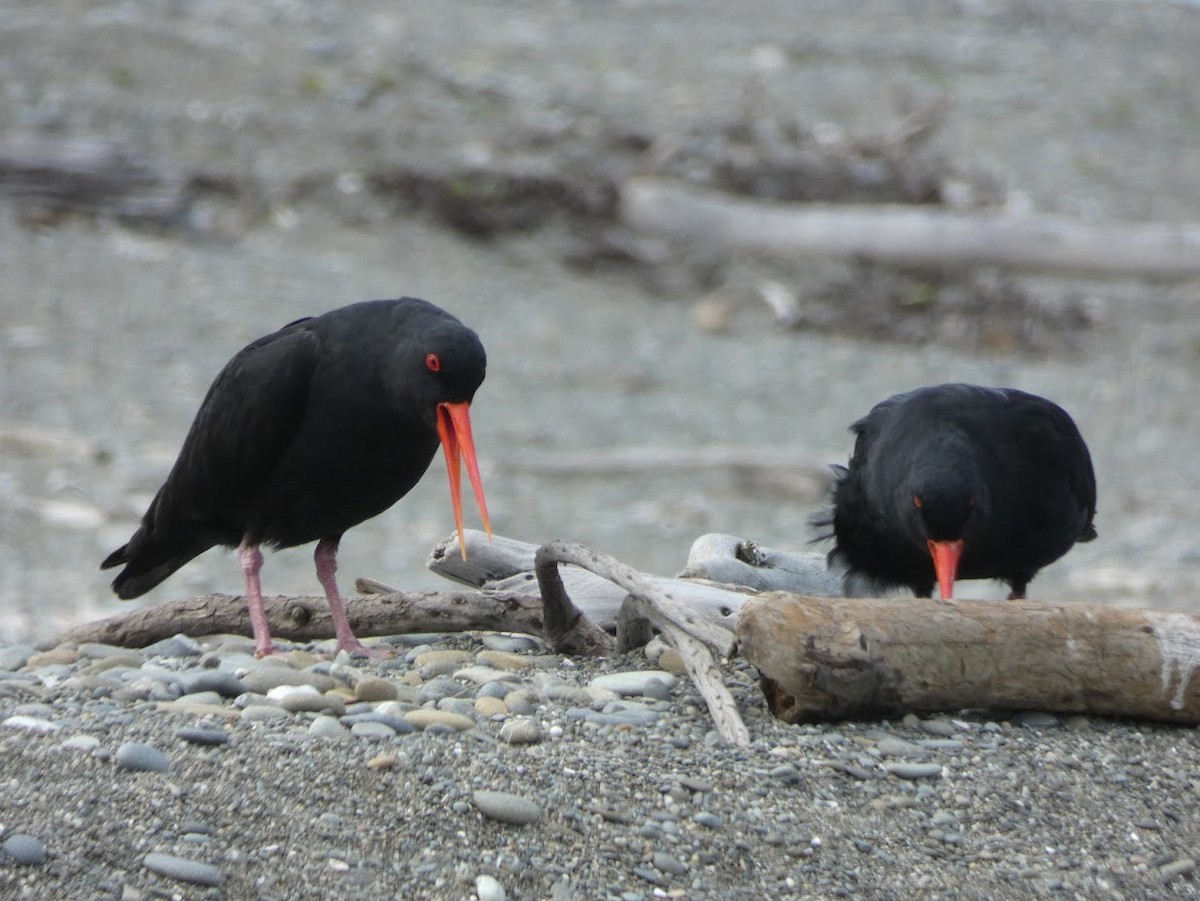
[817, 383, 1096, 600]
[102, 297, 491, 657]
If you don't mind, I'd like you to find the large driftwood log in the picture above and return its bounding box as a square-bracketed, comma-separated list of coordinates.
[56, 589, 545, 649]
[737, 593, 1200, 724]
[620, 177, 1200, 279]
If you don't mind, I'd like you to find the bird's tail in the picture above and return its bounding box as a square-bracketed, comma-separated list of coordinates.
[101, 530, 213, 599]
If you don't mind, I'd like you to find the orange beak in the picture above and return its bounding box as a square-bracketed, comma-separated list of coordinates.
[926, 539, 964, 601]
[437, 401, 492, 559]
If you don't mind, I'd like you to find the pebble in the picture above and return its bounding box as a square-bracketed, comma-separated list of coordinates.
[590, 670, 678, 697]
[61, 735, 101, 752]
[476, 874, 508, 901]
[240, 704, 291, 723]
[143, 851, 224, 887]
[405, 709, 475, 732]
[476, 650, 532, 671]
[498, 718, 541, 744]
[308, 716, 349, 738]
[269, 685, 345, 715]
[883, 762, 944, 780]
[3, 714, 60, 733]
[240, 666, 333, 694]
[652, 851, 688, 875]
[693, 811, 723, 829]
[176, 726, 230, 746]
[116, 741, 172, 772]
[875, 736, 929, 758]
[178, 669, 246, 697]
[471, 790, 543, 825]
[350, 720, 397, 740]
[1160, 858, 1197, 883]
[481, 634, 539, 653]
[0, 644, 36, 671]
[2, 833, 48, 865]
[454, 665, 515, 685]
[474, 696, 508, 717]
[141, 634, 205, 658]
[353, 676, 398, 702]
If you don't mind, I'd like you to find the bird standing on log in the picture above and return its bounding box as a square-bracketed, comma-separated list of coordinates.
[102, 297, 491, 656]
[816, 383, 1096, 600]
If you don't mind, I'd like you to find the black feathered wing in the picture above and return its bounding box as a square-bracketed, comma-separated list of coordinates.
[102, 322, 320, 598]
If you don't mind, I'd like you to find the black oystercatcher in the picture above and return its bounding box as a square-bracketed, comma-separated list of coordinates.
[816, 383, 1096, 600]
[102, 297, 491, 656]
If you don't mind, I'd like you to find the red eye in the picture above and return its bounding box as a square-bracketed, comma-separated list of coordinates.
[425, 353, 441, 372]
[913, 495, 923, 509]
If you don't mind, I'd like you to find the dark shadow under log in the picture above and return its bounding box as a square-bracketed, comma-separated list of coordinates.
[737, 593, 1200, 724]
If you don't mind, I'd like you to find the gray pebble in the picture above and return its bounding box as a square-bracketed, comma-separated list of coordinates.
[340, 713, 415, 734]
[176, 726, 230, 746]
[60, 735, 101, 752]
[1160, 858, 1197, 883]
[308, 715, 348, 738]
[477, 681, 510, 700]
[883, 762, 943, 780]
[590, 670, 678, 697]
[481, 634, 539, 653]
[652, 851, 688, 875]
[498, 718, 542, 745]
[350, 720, 397, 740]
[875, 736, 929, 758]
[2, 715, 59, 733]
[178, 669, 246, 698]
[240, 704, 291, 723]
[2, 833, 47, 866]
[143, 851, 224, 887]
[919, 718, 959, 737]
[0, 644, 36, 672]
[116, 741, 171, 772]
[476, 874, 508, 901]
[141, 634, 204, 658]
[240, 666, 334, 694]
[692, 811, 723, 829]
[471, 790, 543, 825]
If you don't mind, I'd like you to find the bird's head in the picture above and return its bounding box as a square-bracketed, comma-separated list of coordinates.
[905, 462, 987, 600]
[388, 304, 491, 558]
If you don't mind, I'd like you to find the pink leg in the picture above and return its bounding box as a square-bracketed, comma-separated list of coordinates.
[314, 537, 388, 657]
[239, 542, 278, 657]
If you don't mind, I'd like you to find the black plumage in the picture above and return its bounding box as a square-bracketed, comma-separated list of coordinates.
[817, 383, 1096, 600]
[102, 297, 491, 655]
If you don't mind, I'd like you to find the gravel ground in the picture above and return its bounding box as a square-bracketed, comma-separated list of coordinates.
[2, 1, 1200, 898]
[2, 634, 1200, 900]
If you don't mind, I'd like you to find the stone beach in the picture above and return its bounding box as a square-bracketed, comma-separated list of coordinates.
[3, 631, 1199, 899]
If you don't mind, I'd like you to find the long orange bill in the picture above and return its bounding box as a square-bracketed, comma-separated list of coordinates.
[926, 539, 964, 601]
[437, 401, 493, 559]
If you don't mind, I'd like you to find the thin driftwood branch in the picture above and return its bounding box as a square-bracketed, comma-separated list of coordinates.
[56, 589, 544, 649]
[534, 538, 749, 747]
[737, 592, 1200, 724]
[429, 530, 753, 629]
[620, 176, 1200, 279]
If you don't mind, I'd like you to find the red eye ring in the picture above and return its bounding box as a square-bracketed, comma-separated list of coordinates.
[425, 353, 441, 372]
[913, 495, 923, 509]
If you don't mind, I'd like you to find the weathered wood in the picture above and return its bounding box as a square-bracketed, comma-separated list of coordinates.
[620, 177, 1200, 279]
[428, 530, 752, 629]
[736, 593, 1200, 724]
[534, 538, 748, 746]
[56, 589, 544, 649]
[0, 136, 190, 225]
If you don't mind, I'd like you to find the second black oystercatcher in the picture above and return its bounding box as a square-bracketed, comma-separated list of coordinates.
[816, 383, 1097, 600]
[102, 297, 491, 656]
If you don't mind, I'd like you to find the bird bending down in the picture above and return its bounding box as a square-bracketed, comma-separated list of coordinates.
[815, 383, 1096, 601]
[102, 297, 492, 657]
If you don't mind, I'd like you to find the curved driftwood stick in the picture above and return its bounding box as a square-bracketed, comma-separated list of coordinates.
[737, 593, 1200, 724]
[621, 177, 1200, 279]
[55, 589, 544, 649]
[534, 538, 749, 747]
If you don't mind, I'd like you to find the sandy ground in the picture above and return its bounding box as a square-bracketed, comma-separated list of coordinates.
[2, 0, 1200, 643]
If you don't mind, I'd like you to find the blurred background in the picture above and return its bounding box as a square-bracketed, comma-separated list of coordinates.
[2, 0, 1199, 644]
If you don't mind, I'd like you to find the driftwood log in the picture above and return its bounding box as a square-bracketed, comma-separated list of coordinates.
[620, 176, 1200, 279]
[737, 593, 1200, 724]
[55, 588, 546, 649]
[0, 136, 191, 226]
